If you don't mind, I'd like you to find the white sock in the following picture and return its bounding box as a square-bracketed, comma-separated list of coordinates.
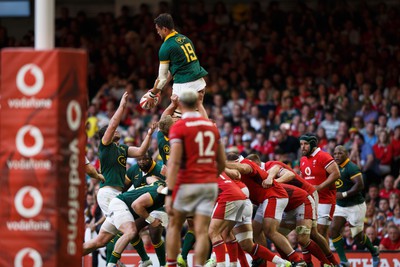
[272, 255, 286, 264]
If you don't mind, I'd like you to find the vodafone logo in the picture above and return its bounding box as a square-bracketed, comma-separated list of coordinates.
[16, 125, 44, 157]
[14, 186, 43, 218]
[14, 247, 43, 267]
[16, 64, 44, 96]
[305, 167, 312, 176]
[66, 100, 82, 131]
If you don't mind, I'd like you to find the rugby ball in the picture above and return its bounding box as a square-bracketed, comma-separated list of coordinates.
[140, 92, 160, 110]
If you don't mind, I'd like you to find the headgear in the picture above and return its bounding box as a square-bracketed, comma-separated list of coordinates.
[299, 133, 318, 155]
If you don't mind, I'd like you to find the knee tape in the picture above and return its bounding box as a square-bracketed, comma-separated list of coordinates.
[235, 231, 253, 243]
[296, 225, 311, 235]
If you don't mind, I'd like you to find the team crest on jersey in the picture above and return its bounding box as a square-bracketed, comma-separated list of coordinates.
[175, 36, 185, 44]
[163, 145, 170, 154]
[335, 179, 343, 188]
[117, 155, 126, 167]
[312, 160, 316, 167]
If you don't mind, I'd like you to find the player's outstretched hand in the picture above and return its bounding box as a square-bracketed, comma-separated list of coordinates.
[148, 122, 158, 136]
[119, 92, 129, 108]
[145, 88, 160, 107]
[171, 94, 179, 107]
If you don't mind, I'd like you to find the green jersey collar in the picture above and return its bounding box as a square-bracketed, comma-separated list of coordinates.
[339, 158, 350, 168]
[164, 31, 178, 42]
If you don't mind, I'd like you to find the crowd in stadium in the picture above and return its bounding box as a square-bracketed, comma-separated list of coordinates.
[2, 0, 400, 265]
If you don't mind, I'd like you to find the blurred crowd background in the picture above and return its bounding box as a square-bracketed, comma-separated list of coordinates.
[1, 0, 399, 252]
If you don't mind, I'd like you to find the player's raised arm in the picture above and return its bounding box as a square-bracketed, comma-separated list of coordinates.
[102, 92, 128, 145]
[127, 122, 157, 157]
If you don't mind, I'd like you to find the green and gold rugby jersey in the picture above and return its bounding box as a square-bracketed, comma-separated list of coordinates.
[99, 142, 128, 188]
[116, 182, 166, 219]
[335, 158, 365, 207]
[157, 131, 170, 165]
[159, 31, 208, 83]
[126, 160, 165, 188]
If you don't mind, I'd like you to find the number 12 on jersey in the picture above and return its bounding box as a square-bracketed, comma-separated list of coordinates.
[181, 43, 197, 62]
[195, 131, 215, 157]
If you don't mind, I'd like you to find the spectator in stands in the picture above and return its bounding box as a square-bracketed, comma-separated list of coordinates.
[373, 131, 394, 177]
[390, 204, 400, 227]
[379, 224, 400, 250]
[379, 198, 393, 220]
[391, 126, 400, 176]
[349, 132, 379, 187]
[274, 129, 300, 163]
[351, 116, 365, 133]
[363, 121, 378, 147]
[375, 114, 390, 135]
[379, 175, 400, 200]
[241, 134, 257, 158]
[365, 203, 377, 228]
[279, 95, 300, 124]
[319, 108, 340, 140]
[387, 104, 400, 131]
[367, 184, 381, 208]
[364, 226, 381, 248]
[356, 98, 379, 125]
[389, 193, 400, 213]
[375, 211, 388, 239]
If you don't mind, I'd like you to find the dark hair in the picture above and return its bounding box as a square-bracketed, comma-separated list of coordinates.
[96, 125, 108, 140]
[154, 13, 174, 30]
[226, 152, 239, 161]
[246, 153, 261, 163]
[354, 132, 365, 142]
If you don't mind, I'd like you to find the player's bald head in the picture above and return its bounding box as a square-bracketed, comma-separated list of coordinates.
[179, 90, 198, 109]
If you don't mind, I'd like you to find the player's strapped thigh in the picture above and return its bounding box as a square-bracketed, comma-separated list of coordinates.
[212, 199, 246, 221]
[234, 199, 253, 227]
[150, 210, 169, 227]
[173, 183, 218, 216]
[97, 187, 122, 216]
[100, 218, 119, 235]
[254, 197, 288, 223]
[308, 195, 317, 220]
[317, 203, 334, 225]
[108, 198, 135, 230]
